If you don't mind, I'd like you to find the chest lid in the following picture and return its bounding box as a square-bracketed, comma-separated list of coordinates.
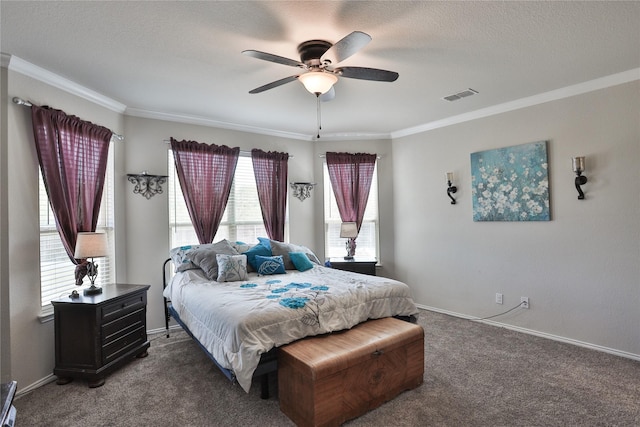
[279, 317, 424, 379]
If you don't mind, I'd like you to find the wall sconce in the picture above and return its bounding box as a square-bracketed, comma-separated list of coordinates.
[127, 171, 168, 199]
[572, 157, 587, 200]
[290, 182, 316, 202]
[446, 172, 457, 204]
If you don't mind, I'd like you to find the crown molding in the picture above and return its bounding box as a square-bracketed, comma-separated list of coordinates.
[392, 68, 640, 139]
[125, 107, 314, 141]
[6, 54, 637, 141]
[6, 55, 126, 113]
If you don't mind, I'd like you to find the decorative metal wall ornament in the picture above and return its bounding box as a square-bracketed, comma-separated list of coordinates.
[127, 171, 168, 199]
[290, 182, 316, 202]
[572, 156, 587, 200]
[446, 172, 457, 205]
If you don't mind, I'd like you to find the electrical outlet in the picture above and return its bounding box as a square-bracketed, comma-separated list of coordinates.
[521, 297, 530, 309]
[496, 293, 503, 304]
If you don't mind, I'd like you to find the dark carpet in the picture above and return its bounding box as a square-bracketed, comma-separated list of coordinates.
[14, 309, 640, 426]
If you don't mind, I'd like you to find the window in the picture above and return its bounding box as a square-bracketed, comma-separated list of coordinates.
[39, 146, 115, 307]
[323, 163, 379, 259]
[168, 153, 284, 249]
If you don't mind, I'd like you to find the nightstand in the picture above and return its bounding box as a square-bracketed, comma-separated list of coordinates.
[328, 257, 377, 276]
[52, 283, 150, 387]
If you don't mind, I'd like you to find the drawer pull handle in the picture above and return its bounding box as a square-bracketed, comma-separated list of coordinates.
[373, 349, 384, 357]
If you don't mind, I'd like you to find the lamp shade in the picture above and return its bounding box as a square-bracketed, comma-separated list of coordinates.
[74, 232, 108, 259]
[339, 222, 358, 239]
[298, 72, 338, 95]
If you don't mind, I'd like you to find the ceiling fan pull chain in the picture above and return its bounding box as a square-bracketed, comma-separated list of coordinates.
[316, 93, 321, 138]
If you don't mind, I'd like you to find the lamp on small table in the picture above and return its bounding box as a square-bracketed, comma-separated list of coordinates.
[339, 222, 358, 260]
[75, 232, 108, 296]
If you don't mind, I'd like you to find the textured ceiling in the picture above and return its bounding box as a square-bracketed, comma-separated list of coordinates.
[2, 1, 639, 140]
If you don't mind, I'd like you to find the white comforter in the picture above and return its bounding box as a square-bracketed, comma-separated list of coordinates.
[163, 265, 418, 392]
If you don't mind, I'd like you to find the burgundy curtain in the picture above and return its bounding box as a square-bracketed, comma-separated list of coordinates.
[326, 151, 377, 232]
[251, 149, 289, 241]
[31, 105, 112, 265]
[171, 138, 239, 244]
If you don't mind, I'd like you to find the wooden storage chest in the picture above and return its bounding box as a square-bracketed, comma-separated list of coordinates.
[278, 317, 424, 427]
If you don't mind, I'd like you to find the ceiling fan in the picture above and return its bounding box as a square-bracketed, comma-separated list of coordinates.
[242, 31, 399, 102]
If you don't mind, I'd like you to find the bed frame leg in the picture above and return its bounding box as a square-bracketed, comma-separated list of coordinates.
[260, 373, 270, 399]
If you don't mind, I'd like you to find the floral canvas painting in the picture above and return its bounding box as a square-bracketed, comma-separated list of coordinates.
[471, 141, 550, 221]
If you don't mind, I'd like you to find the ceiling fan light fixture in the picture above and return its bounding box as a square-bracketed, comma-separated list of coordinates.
[298, 72, 338, 95]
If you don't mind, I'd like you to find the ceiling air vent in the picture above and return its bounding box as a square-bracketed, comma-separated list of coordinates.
[443, 88, 478, 102]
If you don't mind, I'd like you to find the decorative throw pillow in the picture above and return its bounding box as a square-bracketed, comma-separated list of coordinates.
[186, 239, 239, 280]
[244, 243, 272, 271]
[270, 240, 321, 269]
[254, 255, 286, 276]
[170, 244, 203, 272]
[216, 254, 248, 282]
[257, 237, 272, 249]
[289, 252, 314, 272]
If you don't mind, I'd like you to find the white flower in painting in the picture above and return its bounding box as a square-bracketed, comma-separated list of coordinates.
[522, 193, 531, 201]
[520, 212, 528, 219]
[510, 173, 518, 182]
[522, 186, 531, 193]
[487, 175, 499, 188]
[509, 153, 516, 164]
[499, 183, 512, 193]
[510, 202, 521, 212]
[509, 189, 519, 200]
[482, 190, 491, 199]
[478, 183, 484, 190]
[536, 171, 543, 177]
[542, 162, 548, 169]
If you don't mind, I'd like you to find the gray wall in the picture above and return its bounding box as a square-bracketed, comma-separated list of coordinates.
[392, 80, 640, 356]
[2, 58, 638, 392]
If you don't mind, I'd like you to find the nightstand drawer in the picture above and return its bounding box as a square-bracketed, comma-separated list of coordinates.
[101, 293, 146, 322]
[102, 308, 145, 344]
[103, 326, 146, 364]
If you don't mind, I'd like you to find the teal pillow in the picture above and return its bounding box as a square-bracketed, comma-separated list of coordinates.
[255, 255, 286, 276]
[257, 237, 271, 249]
[289, 252, 314, 272]
[244, 244, 272, 271]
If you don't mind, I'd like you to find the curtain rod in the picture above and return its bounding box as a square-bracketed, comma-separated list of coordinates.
[319, 153, 381, 159]
[163, 139, 293, 158]
[12, 97, 125, 141]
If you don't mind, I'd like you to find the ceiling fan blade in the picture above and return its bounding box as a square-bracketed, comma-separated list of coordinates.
[319, 86, 335, 102]
[335, 66, 399, 82]
[242, 50, 306, 69]
[321, 31, 371, 65]
[248, 75, 299, 94]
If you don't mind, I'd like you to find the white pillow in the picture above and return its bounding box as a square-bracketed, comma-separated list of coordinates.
[216, 254, 248, 282]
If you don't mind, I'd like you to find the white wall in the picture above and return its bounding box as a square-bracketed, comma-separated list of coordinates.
[392, 81, 640, 356]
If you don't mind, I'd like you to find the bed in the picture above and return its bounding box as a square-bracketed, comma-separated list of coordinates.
[162, 238, 419, 397]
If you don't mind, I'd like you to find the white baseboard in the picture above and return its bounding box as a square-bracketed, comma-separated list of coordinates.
[417, 304, 640, 362]
[15, 374, 57, 398]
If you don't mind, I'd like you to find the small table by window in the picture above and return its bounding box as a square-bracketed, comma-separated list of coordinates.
[328, 257, 377, 276]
